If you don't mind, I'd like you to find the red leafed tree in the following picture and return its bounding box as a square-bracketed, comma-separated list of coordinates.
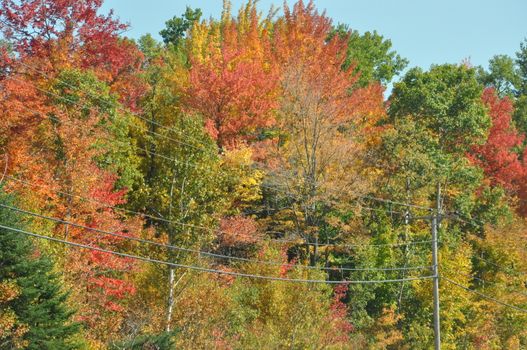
[217, 215, 261, 246]
[469, 88, 525, 190]
[185, 3, 278, 149]
[0, 0, 146, 110]
[0, 1, 146, 340]
[468, 88, 527, 215]
[67, 174, 139, 336]
[324, 284, 353, 343]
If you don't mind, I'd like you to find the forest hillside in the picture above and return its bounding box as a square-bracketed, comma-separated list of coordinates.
[1, 0, 527, 348]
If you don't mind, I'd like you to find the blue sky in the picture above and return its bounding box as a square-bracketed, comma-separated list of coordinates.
[103, 0, 526, 73]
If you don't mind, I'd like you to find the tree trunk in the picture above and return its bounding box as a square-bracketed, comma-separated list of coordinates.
[166, 267, 176, 332]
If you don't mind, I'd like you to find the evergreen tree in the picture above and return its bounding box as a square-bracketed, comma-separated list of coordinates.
[0, 189, 81, 349]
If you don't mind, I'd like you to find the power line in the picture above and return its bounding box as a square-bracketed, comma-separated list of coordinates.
[442, 240, 527, 277]
[11, 99, 312, 207]
[257, 167, 433, 211]
[14, 99, 384, 215]
[442, 277, 527, 313]
[4, 58, 435, 250]
[4, 174, 432, 251]
[13, 93, 427, 217]
[4, 73, 436, 252]
[8, 91, 357, 208]
[473, 254, 527, 276]
[450, 271, 527, 298]
[4, 173, 276, 246]
[0, 223, 436, 285]
[0, 127, 428, 249]
[272, 235, 434, 248]
[0, 203, 433, 273]
[21, 105, 176, 161]
[360, 195, 432, 211]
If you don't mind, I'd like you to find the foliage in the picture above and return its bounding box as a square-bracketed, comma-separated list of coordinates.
[1, 1, 527, 348]
[478, 39, 527, 136]
[160, 7, 202, 47]
[331, 26, 408, 87]
[389, 64, 490, 153]
[0, 189, 81, 349]
[185, 1, 278, 149]
[109, 331, 175, 350]
[478, 55, 521, 97]
[469, 88, 527, 215]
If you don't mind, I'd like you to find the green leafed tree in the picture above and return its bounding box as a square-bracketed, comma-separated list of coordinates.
[0, 188, 81, 349]
[160, 7, 203, 47]
[332, 26, 408, 87]
[477, 39, 527, 135]
[109, 331, 175, 350]
[389, 64, 490, 152]
[477, 55, 520, 98]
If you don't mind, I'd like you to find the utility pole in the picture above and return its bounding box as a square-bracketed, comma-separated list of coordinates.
[432, 183, 441, 350]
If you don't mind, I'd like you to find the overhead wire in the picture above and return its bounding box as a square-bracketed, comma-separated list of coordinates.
[0, 203, 433, 273]
[6, 75, 209, 153]
[272, 234, 435, 248]
[474, 254, 527, 277]
[11, 96, 383, 217]
[5, 173, 431, 251]
[437, 215, 527, 312]
[2, 85, 430, 250]
[449, 271, 527, 298]
[0, 223, 436, 285]
[4, 80, 338, 205]
[3, 82, 433, 249]
[442, 277, 527, 313]
[441, 238, 527, 277]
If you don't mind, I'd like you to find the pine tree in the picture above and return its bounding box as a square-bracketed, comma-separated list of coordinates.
[0, 189, 81, 349]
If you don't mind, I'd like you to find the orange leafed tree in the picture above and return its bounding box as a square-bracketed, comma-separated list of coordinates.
[262, 0, 385, 256]
[185, 1, 278, 149]
[0, 82, 142, 341]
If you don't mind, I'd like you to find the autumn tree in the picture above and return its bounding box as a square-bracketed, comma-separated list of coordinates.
[260, 0, 385, 265]
[185, 0, 278, 149]
[0, 54, 143, 349]
[469, 88, 527, 214]
[0, 0, 147, 110]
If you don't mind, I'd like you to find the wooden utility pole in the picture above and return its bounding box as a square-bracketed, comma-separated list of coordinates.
[432, 183, 441, 350]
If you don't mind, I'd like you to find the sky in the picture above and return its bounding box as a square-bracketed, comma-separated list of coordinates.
[102, 0, 527, 73]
